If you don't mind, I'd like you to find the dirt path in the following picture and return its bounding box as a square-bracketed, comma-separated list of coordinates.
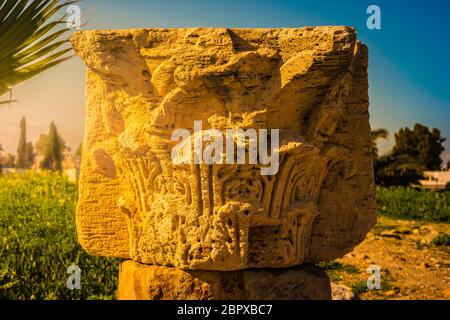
[326, 216, 450, 300]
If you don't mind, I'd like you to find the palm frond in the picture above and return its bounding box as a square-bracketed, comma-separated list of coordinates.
[0, 0, 78, 103]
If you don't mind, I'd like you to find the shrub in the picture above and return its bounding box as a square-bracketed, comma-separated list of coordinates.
[351, 281, 368, 295]
[0, 172, 119, 300]
[431, 234, 450, 247]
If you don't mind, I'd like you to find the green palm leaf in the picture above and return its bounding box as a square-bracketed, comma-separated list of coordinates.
[0, 0, 78, 103]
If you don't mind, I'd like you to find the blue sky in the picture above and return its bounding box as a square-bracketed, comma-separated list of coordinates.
[1, 0, 449, 164]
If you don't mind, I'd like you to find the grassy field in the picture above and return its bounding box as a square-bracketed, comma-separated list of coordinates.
[0, 172, 449, 300]
[376, 187, 450, 222]
[0, 172, 118, 300]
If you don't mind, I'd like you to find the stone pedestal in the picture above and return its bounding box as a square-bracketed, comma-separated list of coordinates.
[72, 26, 376, 300]
[118, 261, 331, 300]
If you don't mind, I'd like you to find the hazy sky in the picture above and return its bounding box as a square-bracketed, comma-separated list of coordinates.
[1, 0, 449, 164]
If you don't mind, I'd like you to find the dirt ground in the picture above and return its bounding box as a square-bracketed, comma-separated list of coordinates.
[326, 216, 450, 300]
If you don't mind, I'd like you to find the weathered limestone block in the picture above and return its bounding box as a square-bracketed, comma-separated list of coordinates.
[118, 260, 331, 300]
[72, 27, 376, 271]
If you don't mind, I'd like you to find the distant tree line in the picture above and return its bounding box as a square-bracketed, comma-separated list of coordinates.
[14, 116, 65, 170]
[0, 116, 82, 174]
[1, 118, 447, 185]
[373, 123, 447, 187]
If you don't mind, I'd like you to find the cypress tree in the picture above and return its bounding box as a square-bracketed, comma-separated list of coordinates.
[25, 142, 35, 169]
[41, 122, 62, 171]
[16, 116, 27, 169]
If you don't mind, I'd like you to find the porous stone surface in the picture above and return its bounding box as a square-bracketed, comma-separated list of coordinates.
[118, 260, 331, 300]
[72, 27, 376, 271]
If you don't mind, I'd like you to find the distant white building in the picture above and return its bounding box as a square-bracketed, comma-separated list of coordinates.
[419, 170, 450, 190]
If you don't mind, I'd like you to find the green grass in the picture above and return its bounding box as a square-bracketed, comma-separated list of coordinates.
[0, 172, 119, 300]
[319, 261, 360, 283]
[376, 187, 450, 223]
[319, 261, 359, 274]
[351, 281, 369, 295]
